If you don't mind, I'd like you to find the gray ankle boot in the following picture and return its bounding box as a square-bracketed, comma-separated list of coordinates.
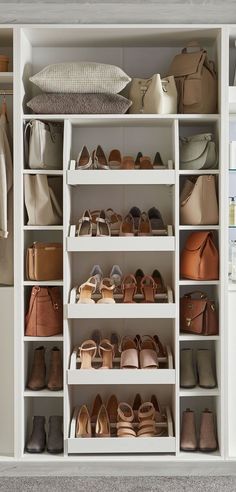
[47, 415, 63, 454]
[180, 408, 197, 452]
[180, 348, 196, 388]
[26, 416, 46, 453]
[197, 349, 216, 388]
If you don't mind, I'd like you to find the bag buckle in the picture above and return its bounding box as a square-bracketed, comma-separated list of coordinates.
[53, 303, 59, 310]
[186, 318, 192, 327]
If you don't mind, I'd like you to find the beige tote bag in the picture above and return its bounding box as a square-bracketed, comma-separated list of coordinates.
[180, 175, 218, 225]
[24, 174, 62, 225]
[129, 74, 177, 114]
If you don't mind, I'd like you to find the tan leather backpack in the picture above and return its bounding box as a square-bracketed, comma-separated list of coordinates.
[168, 42, 217, 114]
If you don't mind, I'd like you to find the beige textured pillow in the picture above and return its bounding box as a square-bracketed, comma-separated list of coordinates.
[30, 62, 131, 94]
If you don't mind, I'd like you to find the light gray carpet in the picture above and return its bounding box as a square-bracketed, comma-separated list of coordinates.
[0, 477, 235, 492]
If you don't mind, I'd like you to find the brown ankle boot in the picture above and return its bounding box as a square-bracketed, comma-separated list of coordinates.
[47, 347, 63, 391]
[199, 408, 218, 452]
[180, 408, 197, 452]
[27, 346, 46, 391]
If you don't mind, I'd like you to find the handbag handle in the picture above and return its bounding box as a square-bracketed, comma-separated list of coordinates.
[183, 291, 208, 299]
[182, 41, 202, 53]
[24, 120, 33, 166]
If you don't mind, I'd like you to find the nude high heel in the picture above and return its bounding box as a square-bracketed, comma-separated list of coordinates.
[122, 274, 137, 303]
[117, 403, 136, 438]
[137, 402, 156, 437]
[77, 276, 97, 304]
[77, 209, 92, 237]
[95, 404, 110, 437]
[98, 339, 114, 369]
[141, 275, 156, 303]
[139, 336, 159, 369]
[91, 394, 103, 424]
[76, 405, 92, 438]
[79, 340, 97, 369]
[120, 336, 139, 369]
[97, 278, 116, 304]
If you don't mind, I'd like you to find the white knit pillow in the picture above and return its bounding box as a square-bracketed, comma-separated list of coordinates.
[30, 62, 131, 94]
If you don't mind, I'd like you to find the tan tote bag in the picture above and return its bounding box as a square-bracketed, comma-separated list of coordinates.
[24, 174, 62, 226]
[129, 74, 177, 114]
[180, 175, 218, 225]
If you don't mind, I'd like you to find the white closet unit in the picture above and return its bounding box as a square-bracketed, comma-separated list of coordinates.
[0, 23, 231, 462]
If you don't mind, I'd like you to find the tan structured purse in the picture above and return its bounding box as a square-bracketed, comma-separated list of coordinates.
[25, 286, 63, 337]
[26, 242, 63, 281]
[180, 291, 218, 335]
[24, 174, 62, 226]
[129, 74, 177, 114]
[180, 231, 219, 280]
[180, 175, 218, 225]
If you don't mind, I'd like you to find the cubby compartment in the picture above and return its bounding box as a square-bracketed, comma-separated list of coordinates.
[179, 174, 219, 228]
[178, 120, 220, 173]
[179, 229, 220, 282]
[23, 230, 63, 282]
[20, 27, 220, 116]
[24, 397, 64, 457]
[179, 340, 218, 393]
[179, 396, 221, 458]
[67, 385, 175, 454]
[23, 173, 63, 227]
[24, 340, 63, 395]
[23, 120, 64, 171]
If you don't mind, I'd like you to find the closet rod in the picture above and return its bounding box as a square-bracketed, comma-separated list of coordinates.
[0, 90, 13, 95]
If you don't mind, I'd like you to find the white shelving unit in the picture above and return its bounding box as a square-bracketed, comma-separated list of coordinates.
[0, 23, 229, 463]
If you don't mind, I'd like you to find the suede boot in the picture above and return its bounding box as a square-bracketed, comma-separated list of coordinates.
[47, 346, 63, 391]
[197, 349, 216, 388]
[199, 409, 218, 452]
[47, 415, 63, 454]
[26, 416, 46, 453]
[180, 408, 197, 452]
[27, 346, 46, 391]
[180, 348, 196, 388]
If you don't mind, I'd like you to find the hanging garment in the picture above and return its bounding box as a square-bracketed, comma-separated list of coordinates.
[0, 113, 13, 285]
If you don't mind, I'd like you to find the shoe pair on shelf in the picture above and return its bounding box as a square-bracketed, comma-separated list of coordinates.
[76, 145, 165, 171]
[78, 334, 166, 370]
[122, 269, 165, 303]
[76, 207, 166, 237]
[26, 416, 63, 454]
[181, 408, 218, 453]
[75, 393, 165, 438]
[76, 266, 165, 304]
[180, 348, 216, 389]
[27, 346, 63, 391]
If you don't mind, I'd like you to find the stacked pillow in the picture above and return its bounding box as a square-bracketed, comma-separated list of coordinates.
[27, 62, 132, 114]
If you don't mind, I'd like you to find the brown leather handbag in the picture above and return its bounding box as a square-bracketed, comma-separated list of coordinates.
[180, 231, 219, 280]
[25, 286, 63, 337]
[26, 242, 63, 281]
[180, 291, 218, 335]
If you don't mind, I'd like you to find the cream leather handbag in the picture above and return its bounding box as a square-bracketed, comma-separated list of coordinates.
[180, 175, 218, 225]
[25, 120, 63, 170]
[24, 174, 63, 225]
[180, 133, 217, 170]
[129, 74, 177, 114]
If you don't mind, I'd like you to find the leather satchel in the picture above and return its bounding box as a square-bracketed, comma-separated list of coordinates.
[180, 291, 218, 335]
[129, 74, 177, 114]
[25, 119, 63, 170]
[180, 231, 219, 280]
[25, 286, 63, 337]
[24, 174, 62, 226]
[26, 242, 63, 281]
[180, 175, 218, 225]
[167, 42, 217, 114]
[179, 133, 218, 170]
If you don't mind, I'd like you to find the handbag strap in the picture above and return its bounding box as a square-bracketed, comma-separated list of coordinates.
[184, 291, 208, 299]
[48, 185, 63, 219]
[24, 120, 33, 165]
[25, 286, 41, 321]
